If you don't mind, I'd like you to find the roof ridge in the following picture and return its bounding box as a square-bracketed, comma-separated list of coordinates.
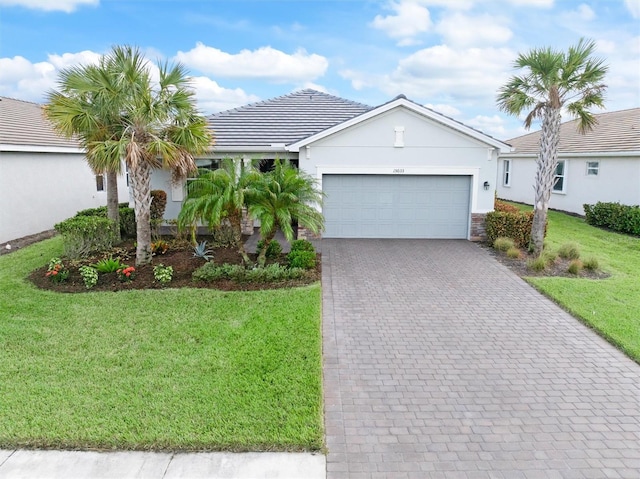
[0, 96, 42, 107]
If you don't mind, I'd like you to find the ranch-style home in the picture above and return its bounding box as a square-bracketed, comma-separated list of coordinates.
[497, 108, 640, 216]
[0, 96, 129, 244]
[153, 89, 510, 241]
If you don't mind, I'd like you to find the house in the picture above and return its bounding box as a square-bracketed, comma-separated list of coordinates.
[152, 89, 510, 240]
[0, 97, 129, 244]
[497, 108, 640, 215]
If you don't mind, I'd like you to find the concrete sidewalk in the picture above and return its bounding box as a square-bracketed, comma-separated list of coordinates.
[0, 450, 325, 479]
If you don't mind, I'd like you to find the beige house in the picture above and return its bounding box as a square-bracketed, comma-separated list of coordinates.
[497, 108, 640, 215]
[0, 97, 129, 244]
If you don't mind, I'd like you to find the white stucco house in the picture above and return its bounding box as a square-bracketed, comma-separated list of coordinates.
[497, 108, 640, 216]
[152, 89, 510, 240]
[0, 97, 129, 244]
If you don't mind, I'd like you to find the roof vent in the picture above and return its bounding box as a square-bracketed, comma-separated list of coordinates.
[394, 94, 407, 100]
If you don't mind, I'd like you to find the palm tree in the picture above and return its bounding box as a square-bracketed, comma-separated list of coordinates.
[177, 158, 260, 264]
[46, 45, 212, 265]
[497, 38, 607, 256]
[248, 159, 324, 266]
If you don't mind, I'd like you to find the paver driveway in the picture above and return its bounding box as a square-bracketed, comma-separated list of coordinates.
[322, 239, 640, 479]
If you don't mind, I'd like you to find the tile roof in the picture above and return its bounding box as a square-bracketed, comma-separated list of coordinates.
[0, 96, 80, 148]
[506, 108, 640, 155]
[208, 89, 373, 148]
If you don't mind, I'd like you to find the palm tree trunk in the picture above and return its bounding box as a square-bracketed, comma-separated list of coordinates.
[229, 212, 251, 265]
[106, 170, 121, 243]
[129, 162, 153, 265]
[257, 234, 276, 267]
[531, 106, 561, 256]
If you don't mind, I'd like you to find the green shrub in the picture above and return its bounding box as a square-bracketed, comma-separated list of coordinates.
[582, 256, 600, 271]
[506, 247, 521, 259]
[45, 257, 69, 283]
[193, 262, 305, 283]
[55, 216, 115, 259]
[542, 249, 558, 265]
[584, 202, 640, 236]
[526, 257, 547, 272]
[78, 266, 99, 289]
[567, 259, 583, 275]
[485, 211, 536, 249]
[290, 239, 315, 253]
[558, 242, 581, 260]
[256, 240, 283, 259]
[92, 256, 125, 273]
[288, 250, 316, 269]
[209, 224, 236, 248]
[75, 204, 136, 239]
[493, 236, 515, 252]
[153, 264, 173, 285]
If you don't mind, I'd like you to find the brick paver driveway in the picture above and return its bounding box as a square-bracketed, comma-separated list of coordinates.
[322, 239, 640, 479]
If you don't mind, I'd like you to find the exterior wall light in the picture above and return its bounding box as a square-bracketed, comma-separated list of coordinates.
[483, 181, 490, 190]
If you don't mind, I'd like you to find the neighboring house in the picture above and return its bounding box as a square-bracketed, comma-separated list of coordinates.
[497, 108, 640, 215]
[0, 97, 129, 244]
[152, 89, 509, 240]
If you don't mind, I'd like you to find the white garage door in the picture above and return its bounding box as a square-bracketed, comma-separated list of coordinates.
[323, 175, 471, 239]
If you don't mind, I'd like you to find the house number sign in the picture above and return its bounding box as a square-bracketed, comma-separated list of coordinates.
[392, 168, 405, 174]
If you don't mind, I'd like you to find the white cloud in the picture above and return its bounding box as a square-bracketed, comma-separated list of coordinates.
[174, 43, 328, 83]
[370, 0, 432, 46]
[47, 50, 101, 70]
[625, 0, 640, 18]
[0, 0, 98, 13]
[0, 56, 57, 101]
[424, 103, 461, 117]
[190, 76, 260, 114]
[575, 4, 595, 21]
[466, 114, 508, 137]
[435, 13, 512, 46]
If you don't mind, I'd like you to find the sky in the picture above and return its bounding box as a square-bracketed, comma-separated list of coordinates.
[0, 0, 638, 140]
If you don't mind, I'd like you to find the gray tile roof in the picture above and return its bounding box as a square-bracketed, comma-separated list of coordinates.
[0, 96, 80, 148]
[507, 108, 640, 155]
[208, 89, 373, 148]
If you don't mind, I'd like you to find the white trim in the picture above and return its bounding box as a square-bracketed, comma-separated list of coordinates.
[1, 143, 84, 154]
[503, 151, 640, 159]
[502, 159, 511, 187]
[552, 159, 567, 194]
[287, 98, 511, 152]
[315, 165, 482, 214]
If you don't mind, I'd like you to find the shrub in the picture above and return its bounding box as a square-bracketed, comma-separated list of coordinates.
[288, 250, 316, 269]
[75, 203, 136, 239]
[290, 239, 315, 253]
[79, 266, 99, 289]
[494, 199, 521, 214]
[150, 190, 167, 238]
[558, 242, 581, 260]
[493, 237, 515, 252]
[582, 256, 600, 271]
[526, 257, 547, 272]
[256, 240, 283, 259]
[193, 262, 305, 283]
[55, 216, 115, 259]
[92, 256, 125, 273]
[151, 240, 169, 255]
[485, 211, 536, 249]
[153, 264, 173, 285]
[46, 257, 69, 283]
[567, 259, 583, 275]
[116, 266, 136, 282]
[209, 224, 236, 248]
[584, 202, 640, 236]
[506, 247, 521, 259]
[542, 249, 558, 265]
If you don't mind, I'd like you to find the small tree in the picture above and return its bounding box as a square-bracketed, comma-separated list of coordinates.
[177, 159, 260, 264]
[497, 38, 607, 256]
[248, 160, 324, 267]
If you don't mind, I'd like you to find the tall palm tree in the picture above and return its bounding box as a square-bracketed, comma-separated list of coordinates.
[248, 160, 324, 267]
[46, 45, 212, 265]
[497, 38, 607, 256]
[177, 158, 260, 264]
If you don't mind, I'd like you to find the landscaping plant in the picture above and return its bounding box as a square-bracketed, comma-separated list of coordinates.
[116, 266, 136, 282]
[92, 256, 125, 273]
[193, 241, 213, 261]
[153, 264, 173, 285]
[256, 239, 283, 259]
[78, 265, 99, 289]
[45, 257, 69, 283]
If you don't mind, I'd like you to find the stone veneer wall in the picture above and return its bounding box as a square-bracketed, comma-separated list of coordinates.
[297, 227, 322, 241]
[470, 213, 487, 241]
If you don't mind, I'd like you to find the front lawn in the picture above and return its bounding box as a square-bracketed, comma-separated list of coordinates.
[515, 206, 640, 362]
[0, 237, 323, 451]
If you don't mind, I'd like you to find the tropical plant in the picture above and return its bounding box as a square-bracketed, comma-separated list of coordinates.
[256, 239, 283, 259]
[92, 256, 125, 273]
[151, 240, 169, 255]
[78, 265, 99, 289]
[116, 266, 136, 282]
[193, 241, 213, 261]
[45, 258, 69, 283]
[248, 160, 324, 267]
[46, 45, 211, 265]
[153, 264, 173, 285]
[178, 158, 260, 264]
[496, 38, 608, 256]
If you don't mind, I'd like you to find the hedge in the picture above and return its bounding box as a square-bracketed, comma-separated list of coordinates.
[583, 202, 640, 236]
[75, 203, 136, 238]
[485, 210, 535, 249]
[54, 215, 115, 258]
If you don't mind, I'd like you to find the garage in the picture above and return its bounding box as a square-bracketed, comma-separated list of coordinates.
[322, 174, 471, 239]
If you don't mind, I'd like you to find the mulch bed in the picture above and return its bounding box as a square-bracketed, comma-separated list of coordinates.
[29, 239, 321, 293]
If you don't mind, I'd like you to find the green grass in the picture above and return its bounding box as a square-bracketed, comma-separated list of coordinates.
[509, 204, 640, 362]
[0, 237, 323, 451]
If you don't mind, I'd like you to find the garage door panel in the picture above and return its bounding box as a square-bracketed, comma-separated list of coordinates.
[323, 174, 470, 239]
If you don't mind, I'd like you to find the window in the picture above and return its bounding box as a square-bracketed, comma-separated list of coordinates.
[502, 159, 511, 186]
[185, 159, 221, 193]
[553, 160, 566, 193]
[586, 161, 599, 176]
[95, 174, 105, 192]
